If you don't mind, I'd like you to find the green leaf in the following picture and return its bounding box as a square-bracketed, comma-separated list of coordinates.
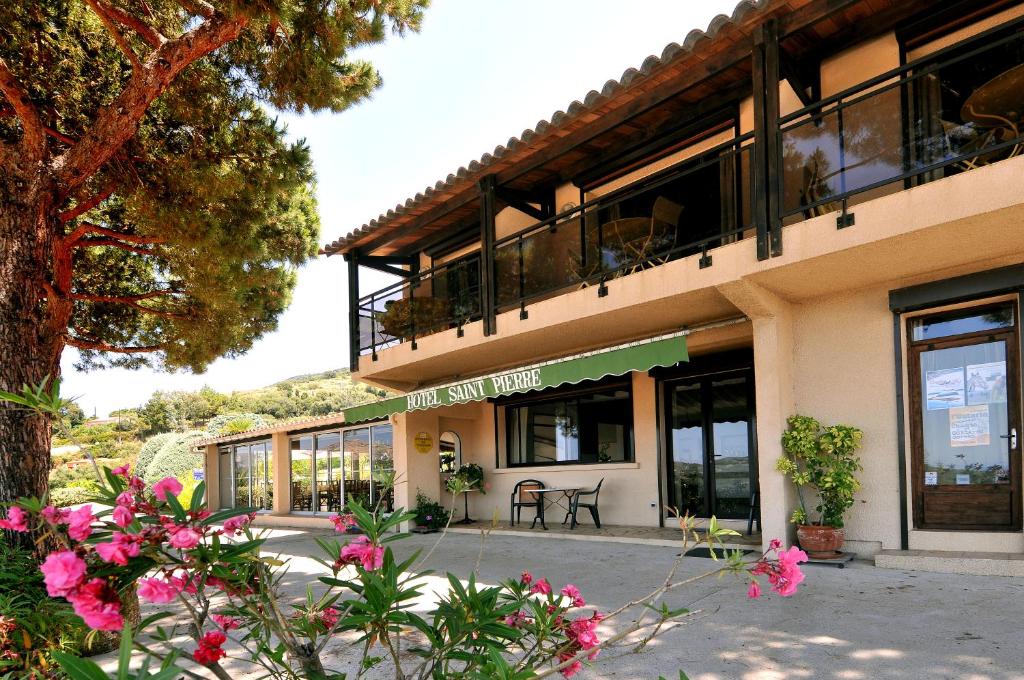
[51, 652, 111, 680]
[116, 626, 133, 680]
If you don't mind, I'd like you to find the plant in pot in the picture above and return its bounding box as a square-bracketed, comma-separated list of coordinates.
[412, 491, 452, 533]
[776, 415, 863, 559]
[446, 463, 486, 524]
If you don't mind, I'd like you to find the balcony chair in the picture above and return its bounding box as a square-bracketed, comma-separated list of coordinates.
[510, 479, 545, 527]
[566, 478, 604, 529]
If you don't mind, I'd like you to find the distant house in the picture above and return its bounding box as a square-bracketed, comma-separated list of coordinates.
[199, 0, 1024, 562]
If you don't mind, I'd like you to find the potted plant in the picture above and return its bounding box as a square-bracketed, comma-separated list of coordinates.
[446, 463, 486, 524]
[776, 415, 863, 559]
[412, 491, 451, 533]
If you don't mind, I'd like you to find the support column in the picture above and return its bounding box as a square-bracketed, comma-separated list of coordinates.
[752, 18, 782, 260]
[718, 280, 797, 550]
[271, 431, 291, 515]
[345, 251, 360, 371]
[478, 176, 497, 336]
[203, 444, 220, 510]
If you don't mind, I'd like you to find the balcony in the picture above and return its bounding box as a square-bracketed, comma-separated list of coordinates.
[351, 16, 1024, 368]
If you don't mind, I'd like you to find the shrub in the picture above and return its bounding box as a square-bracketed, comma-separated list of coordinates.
[413, 491, 451, 531]
[143, 431, 203, 484]
[0, 538, 88, 677]
[134, 432, 177, 479]
[205, 412, 268, 438]
[49, 486, 98, 507]
[446, 463, 485, 494]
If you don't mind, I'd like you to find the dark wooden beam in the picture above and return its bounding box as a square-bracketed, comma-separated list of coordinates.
[763, 19, 782, 258]
[359, 254, 419, 278]
[478, 175, 497, 336]
[494, 186, 554, 221]
[752, 24, 770, 262]
[344, 251, 360, 371]
[779, 47, 819, 107]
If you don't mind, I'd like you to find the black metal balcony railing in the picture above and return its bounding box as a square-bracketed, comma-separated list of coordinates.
[494, 132, 755, 313]
[779, 20, 1024, 223]
[355, 19, 1024, 358]
[357, 255, 481, 357]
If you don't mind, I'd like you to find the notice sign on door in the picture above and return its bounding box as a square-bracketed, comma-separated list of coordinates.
[924, 471, 938, 485]
[926, 367, 965, 410]
[949, 404, 990, 447]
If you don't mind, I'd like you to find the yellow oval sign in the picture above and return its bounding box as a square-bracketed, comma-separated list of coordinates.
[414, 431, 433, 454]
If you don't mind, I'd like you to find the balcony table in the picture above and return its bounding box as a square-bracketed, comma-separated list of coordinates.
[959, 63, 1024, 163]
[527, 487, 580, 530]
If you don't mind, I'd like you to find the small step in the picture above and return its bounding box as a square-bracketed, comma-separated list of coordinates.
[875, 549, 1024, 577]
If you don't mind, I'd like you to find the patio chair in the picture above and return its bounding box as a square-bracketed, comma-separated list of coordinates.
[510, 479, 545, 527]
[567, 478, 604, 529]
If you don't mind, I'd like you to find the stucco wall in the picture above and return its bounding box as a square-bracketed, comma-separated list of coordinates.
[790, 285, 901, 552]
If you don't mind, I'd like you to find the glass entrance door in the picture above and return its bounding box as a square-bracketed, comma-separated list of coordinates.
[909, 303, 1021, 530]
[664, 369, 757, 519]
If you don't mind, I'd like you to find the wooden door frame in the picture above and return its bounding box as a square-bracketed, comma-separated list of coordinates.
[907, 322, 1022, 531]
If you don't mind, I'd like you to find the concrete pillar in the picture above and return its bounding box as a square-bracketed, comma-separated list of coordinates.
[631, 372, 663, 526]
[203, 444, 219, 510]
[271, 432, 291, 515]
[718, 279, 798, 551]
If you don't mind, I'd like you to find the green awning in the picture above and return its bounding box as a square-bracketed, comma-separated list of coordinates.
[343, 333, 688, 424]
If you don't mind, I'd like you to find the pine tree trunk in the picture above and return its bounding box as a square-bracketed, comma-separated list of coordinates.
[0, 157, 64, 523]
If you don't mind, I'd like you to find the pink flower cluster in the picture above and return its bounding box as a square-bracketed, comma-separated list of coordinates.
[515, 572, 601, 678]
[748, 542, 808, 598]
[40, 549, 124, 630]
[560, 612, 604, 677]
[330, 512, 357, 533]
[193, 630, 227, 666]
[335, 535, 384, 571]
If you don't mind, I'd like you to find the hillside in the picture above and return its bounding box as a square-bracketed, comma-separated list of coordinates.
[49, 368, 389, 506]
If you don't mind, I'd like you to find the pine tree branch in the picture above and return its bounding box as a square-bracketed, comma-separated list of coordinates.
[67, 329, 165, 354]
[55, 9, 250, 194]
[176, 0, 215, 19]
[71, 289, 179, 303]
[64, 221, 164, 246]
[73, 238, 158, 256]
[0, 56, 45, 158]
[86, 0, 143, 70]
[92, 0, 166, 47]
[60, 180, 121, 223]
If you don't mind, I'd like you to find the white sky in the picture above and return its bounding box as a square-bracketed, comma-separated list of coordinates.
[61, 0, 741, 417]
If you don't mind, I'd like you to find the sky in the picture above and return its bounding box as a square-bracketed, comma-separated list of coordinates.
[60, 0, 741, 418]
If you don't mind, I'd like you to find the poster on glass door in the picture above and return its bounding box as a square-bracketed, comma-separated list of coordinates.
[966, 361, 1007, 405]
[925, 367, 965, 410]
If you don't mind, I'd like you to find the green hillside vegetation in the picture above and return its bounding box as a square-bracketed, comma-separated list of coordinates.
[49, 368, 387, 506]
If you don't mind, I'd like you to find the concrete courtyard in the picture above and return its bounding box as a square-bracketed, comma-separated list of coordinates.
[254, 528, 1024, 680]
[101, 527, 1024, 679]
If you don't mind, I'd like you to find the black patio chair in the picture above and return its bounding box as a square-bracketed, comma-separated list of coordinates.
[567, 478, 604, 529]
[510, 479, 545, 527]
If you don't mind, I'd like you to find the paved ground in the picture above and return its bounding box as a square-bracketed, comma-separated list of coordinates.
[103, 527, 1024, 679]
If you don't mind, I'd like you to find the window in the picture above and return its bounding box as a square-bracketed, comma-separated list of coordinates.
[505, 380, 633, 466]
[221, 440, 272, 511]
[290, 423, 393, 513]
[440, 431, 460, 475]
[910, 304, 1014, 341]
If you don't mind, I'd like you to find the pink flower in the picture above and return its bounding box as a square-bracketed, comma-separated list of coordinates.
[41, 505, 69, 525]
[339, 535, 384, 571]
[152, 477, 183, 502]
[329, 513, 356, 533]
[212, 614, 240, 631]
[560, 584, 585, 608]
[170, 572, 199, 595]
[67, 579, 123, 631]
[222, 514, 250, 535]
[0, 506, 29, 532]
[40, 550, 87, 597]
[768, 538, 782, 551]
[137, 576, 182, 604]
[193, 630, 227, 665]
[115, 492, 134, 507]
[747, 581, 762, 599]
[168, 526, 202, 550]
[520, 570, 533, 585]
[112, 464, 131, 477]
[95, 533, 140, 566]
[561, 655, 585, 680]
[66, 505, 95, 541]
[319, 607, 340, 629]
[112, 505, 134, 528]
[770, 546, 808, 597]
[530, 578, 552, 595]
[568, 615, 600, 650]
[503, 610, 527, 627]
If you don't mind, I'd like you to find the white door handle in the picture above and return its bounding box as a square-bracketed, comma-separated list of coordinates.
[1001, 428, 1018, 450]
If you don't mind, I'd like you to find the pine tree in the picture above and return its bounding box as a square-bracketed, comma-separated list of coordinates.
[0, 1, 427, 506]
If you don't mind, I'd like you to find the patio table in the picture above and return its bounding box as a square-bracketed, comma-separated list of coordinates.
[527, 487, 579, 530]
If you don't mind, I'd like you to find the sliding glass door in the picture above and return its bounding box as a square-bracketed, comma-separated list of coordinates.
[290, 423, 394, 514]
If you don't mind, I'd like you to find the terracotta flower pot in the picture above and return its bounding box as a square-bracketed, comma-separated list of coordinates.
[796, 524, 845, 559]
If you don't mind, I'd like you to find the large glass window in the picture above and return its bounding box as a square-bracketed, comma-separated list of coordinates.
[290, 436, 314, 512]
[289, 423, 393, 514]
[234, 444, 251, 509]
[221, 440, 273, 510]
[505, 381, 634, 466]
[218, 448, 232, 509]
